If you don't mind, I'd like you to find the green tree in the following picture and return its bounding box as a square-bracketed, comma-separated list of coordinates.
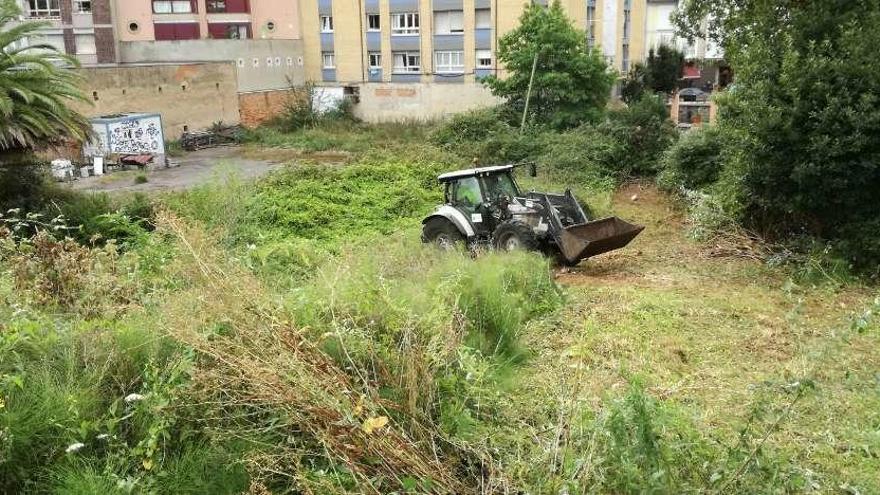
[674, 0, 880, 273]
[620, 44, 684, 103]
[0, 0, 89, 152]
[482, 1, 614, 129]
[645, 45, 684, 94]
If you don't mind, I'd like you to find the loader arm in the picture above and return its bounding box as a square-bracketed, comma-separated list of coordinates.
[529, 193, 644, 264]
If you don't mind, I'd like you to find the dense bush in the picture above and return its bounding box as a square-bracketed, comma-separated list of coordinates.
[600, 94, 678, 177]
[658, 125, 725, 190]
[536, 126, 624, 182]
[430, 106, 513, 148]
[435, 95, 677, 181]
[431, 107, 542, 165]
[270, 84, 357, 133]
[620, 45, 685, 103]
[533, 94, 677, 182]
[674, 0, 880, 275]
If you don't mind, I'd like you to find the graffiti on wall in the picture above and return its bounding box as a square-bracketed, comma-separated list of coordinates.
[108, 117, 164, 155]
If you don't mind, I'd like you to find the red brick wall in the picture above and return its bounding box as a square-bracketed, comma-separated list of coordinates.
[94, 27, 116, 63]
[238, 89, 303, 127]
[91, 0, 112, 24]
[63, 29, 75, 55]
[60, 0, 73, 23]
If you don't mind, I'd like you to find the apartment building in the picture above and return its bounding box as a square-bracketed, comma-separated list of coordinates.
[12, 0, 116, 64]
[297, 0, 649, 119]
[299, 0, 647, 84]
[645, 0, 721, 61]
[113, 0, 300, 43]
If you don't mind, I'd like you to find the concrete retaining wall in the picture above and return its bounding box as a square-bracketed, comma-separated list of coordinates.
[73, 63, 240, 140]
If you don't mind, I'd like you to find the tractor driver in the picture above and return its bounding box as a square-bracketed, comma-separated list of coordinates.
[454, 177, 483, 209]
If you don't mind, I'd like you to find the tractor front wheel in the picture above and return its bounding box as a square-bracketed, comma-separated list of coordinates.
[492, 221, 539, 252]
[422, 217, 466, 249]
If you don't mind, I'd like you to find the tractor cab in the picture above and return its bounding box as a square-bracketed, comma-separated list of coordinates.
[439, 165, 520, 220]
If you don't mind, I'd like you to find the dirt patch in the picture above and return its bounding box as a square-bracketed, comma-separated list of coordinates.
[67, 147, 283, 193]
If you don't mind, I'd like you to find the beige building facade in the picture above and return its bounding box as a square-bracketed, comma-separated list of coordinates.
[299, 0, 650, 120]
[299, 0, 649, 83]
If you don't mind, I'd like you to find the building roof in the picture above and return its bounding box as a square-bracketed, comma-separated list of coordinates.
[437, 165, 514, 182]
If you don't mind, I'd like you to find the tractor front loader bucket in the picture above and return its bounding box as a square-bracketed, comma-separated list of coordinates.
[556, 217, 645, 264]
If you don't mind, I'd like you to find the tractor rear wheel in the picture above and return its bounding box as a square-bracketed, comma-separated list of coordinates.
[422, 217, 465, 249]
[492, 221, 539, 252]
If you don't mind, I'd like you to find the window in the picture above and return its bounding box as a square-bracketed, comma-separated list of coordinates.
[368, 52, 381, 69]
[320, 15, 333, 32]
[207, 0, 226, 12]
[475, 9, 490, 29]
[434, 50, 463, 73]
[322, 52, 335, 69]
[482, 173, 518, 200]
[367, 14, 380, 31]
[74, 0, 91, 13]
[621, 44, 630, 72]
[434, 10, 463, 35]
[452, 177, 482, 207]
[392, 51, 420, 73]
[391, 13, 419, 36]
[75, 34, 96, 54]
[586, 0, 596, 47]
[153, 1, 194, 14]
[476, 49, 492, 68]
[623, 10, 631, 40]
[208, 23, 251, 39]
[27, 0, 60, 18]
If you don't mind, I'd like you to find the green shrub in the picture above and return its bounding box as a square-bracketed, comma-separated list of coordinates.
[658, 125, 725, 191]
[537, 126, 626, 183]
[270, 84, 357, 133]
[133, 173, 148, 185]
[291, 237, 562, 438]
[430, 107, 513, 147]
[431, 107, 542, 164]
[599, 93, 678, 177]
[0, 161, 53, 213]
[685, 4, 880, 275]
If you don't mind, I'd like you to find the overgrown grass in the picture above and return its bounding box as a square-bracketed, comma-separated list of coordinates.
[1, 119, 878, 494]
[242, 120, 435, 154]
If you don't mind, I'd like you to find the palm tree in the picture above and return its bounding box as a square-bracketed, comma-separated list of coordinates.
[0, 0, 90, 151]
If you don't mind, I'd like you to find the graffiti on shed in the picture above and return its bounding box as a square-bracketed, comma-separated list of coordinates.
[108, 118, 164, 155]
[84, 113, 167, 164]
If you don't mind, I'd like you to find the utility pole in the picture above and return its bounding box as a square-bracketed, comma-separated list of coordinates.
[520, 0, 538, 133]
[520, 52, 538, 132]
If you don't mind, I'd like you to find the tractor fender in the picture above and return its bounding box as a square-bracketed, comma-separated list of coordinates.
[423, 206, 475, 238]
